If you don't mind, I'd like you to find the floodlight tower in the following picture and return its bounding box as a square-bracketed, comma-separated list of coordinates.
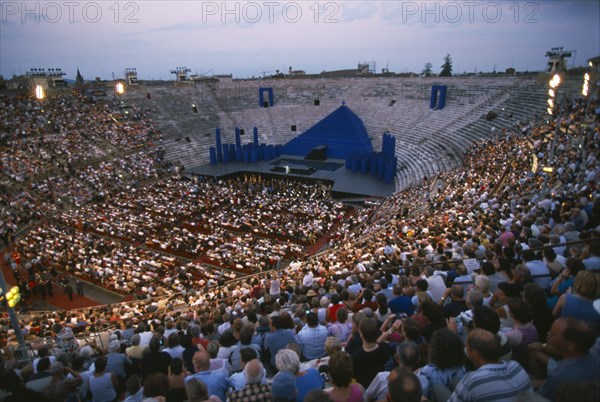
[170, 67, 191, 82]
[545, 47, 573, 73]
[125, 68, 139, 86]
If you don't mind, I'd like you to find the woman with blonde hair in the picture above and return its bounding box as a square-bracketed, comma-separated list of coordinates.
[553, 270, 600, 328]
[276, 348, 323, 402]
[304, 336, 342, 372]
[473, 275, 492, 305]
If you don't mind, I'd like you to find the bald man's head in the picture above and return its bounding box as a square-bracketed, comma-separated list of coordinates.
[244, 359, 264, 384]
[467, 328, 501, 365]
[192, 350, 210, 372]
[387, 367, 422, 402]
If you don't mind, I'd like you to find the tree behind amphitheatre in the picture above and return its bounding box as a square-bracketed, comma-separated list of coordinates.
[440, 54, 453, 77]
[422, 62, 433, 77]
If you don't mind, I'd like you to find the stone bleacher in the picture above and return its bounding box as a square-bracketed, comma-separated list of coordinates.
[126, 76, 548, 190]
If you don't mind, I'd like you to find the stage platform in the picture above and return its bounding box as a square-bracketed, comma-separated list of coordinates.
[184, 155, 396, 198]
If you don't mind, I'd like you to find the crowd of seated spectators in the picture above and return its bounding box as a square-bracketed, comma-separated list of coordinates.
[0, 92, 166, 247]
[0, 84, 599, 402]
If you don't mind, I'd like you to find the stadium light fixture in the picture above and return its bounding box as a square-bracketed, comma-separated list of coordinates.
[547, 73, 561, 115]
[0, 272, 27, 360]
[582, 72, 590, 96]
[553, 74, 561, 86]
[4, 286, 21, 308]
[35, 85, 45, 100]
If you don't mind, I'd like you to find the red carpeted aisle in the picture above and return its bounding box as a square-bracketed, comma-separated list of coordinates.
[30, 290, 101, 310]
[1, 249, 102, 311]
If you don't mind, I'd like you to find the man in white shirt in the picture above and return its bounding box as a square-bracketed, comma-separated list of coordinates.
[269, 274, 281, 297]
[163, 320, 178, 339]
[522, 249, 551, 290]
[348, 275, 363, 295]
[302, 268, 314, 288]
[32, 346, 57, 373]
[218, 314, 232, 336]
[163, 333, 185, 360]
[423, 266, 447, 303]
[137, 322, 154, 347]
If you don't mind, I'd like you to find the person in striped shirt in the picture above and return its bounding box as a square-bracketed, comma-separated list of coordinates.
[448, 328, 532, 402]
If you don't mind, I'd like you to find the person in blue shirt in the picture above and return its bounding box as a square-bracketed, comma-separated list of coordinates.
[387, 284, 415, 316]
[264, 315, 296, 370]
[184, 350, 229, 402]
[295, 312, 328, 360]
[538, 317, 600, 401]
[275, 348, 323, 402]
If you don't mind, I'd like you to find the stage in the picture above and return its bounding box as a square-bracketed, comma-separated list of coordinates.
[184, 155, 396, 198]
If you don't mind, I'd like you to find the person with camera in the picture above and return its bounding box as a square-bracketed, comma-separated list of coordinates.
[377, 313, 406, 344]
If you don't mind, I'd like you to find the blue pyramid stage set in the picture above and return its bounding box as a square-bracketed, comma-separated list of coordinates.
[281, 104, 374, 159]
[186, 104, 397, 198]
